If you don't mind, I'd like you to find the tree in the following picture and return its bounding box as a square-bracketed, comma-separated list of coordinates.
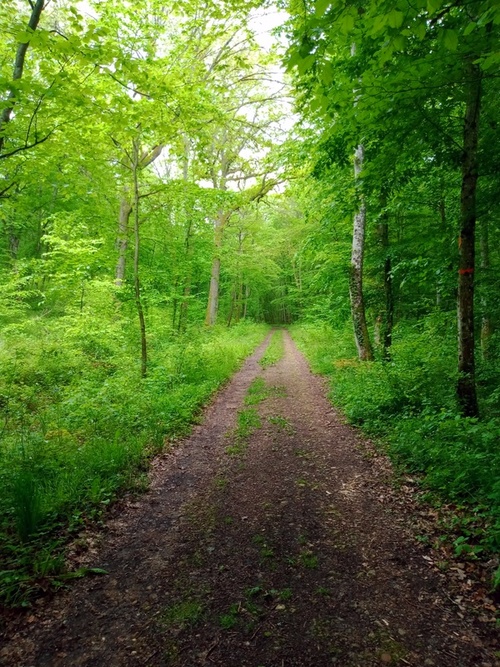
[0, 0, 47, 160]
[284, 0, 500, 415]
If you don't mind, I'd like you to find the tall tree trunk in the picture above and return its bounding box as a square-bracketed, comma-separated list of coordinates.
[243, 284, 250, 319]
[9, 232, 20, 258]
[378, 194, 393, 359]
[349, 144, 373, 361]
[205, 255, 221, 326]
[171, 277, 179, 330]
[0, 0, 45, 156]
[132, 140, 147, 378]
[114, 145, 162, 286]
[479, 217, 492, 360]
[457, 61, 481, 418]
[115, 194, 132, 286]
[436, 196, 447, 309]
[227, 287, 236, 327]
[205, 212, 225, 327]
[178, 282, 191, 333]
[235, 281, 243, 323]
[178, 211, 193, 333]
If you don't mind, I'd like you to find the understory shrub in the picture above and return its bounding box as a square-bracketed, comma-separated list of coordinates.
[291, 320, 500, 558]
[0, 314, 267, 604]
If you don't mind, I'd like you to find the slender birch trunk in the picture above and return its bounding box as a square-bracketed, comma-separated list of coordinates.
[115, 194, 132, 286]
[350, 144, 374, 361]
[457, 61, 481, 417]
[349, 42, 373, 361]
[378, 193, 393, 359]
[479, 218, 492, 360]
[205, 214, 224, 326]
[114, 145, 162, 286]
[132, 140, 147, 378]
[0, 0, 45, 156]
[243, 284, 250, 319]
[178, 144, 193, 333]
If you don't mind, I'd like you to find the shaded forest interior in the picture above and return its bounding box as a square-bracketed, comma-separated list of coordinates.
[0, 0, 499, 606]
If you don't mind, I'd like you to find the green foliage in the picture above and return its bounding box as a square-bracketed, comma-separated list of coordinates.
[260, 329, 285, 368]
[245, 378, 287, 407]
[162, 600, 204, 628]
[226, 406, 262, 456]
[0, 315, 267, 605]
[245, 377, 269, 405]
[219, 604, 240, 629]
[292, 322, 500, 559]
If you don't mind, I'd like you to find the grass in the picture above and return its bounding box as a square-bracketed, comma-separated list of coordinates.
[244, 377, 286, 406]
[226, 407, 262, 456]
[290, 320, 500, 587]
[162, 600, 204, 628]
[260, 329, 285, 368]
[299, 551, 319, 569]
[0, 317, 269, 606]
[252, 534, 275, 560]
[225, 375, 282, 456]
[268, 414, 294, 434]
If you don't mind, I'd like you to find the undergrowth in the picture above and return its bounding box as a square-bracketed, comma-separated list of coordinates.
[225, 407, 262, 456]
[244, 377, 286, 406]
[0, 316, 268, 606]
[260, 329, 285, 368]
[290, 319, 500, 587]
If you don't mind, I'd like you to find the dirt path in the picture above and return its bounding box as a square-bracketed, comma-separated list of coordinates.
[1, 331, 498, 666]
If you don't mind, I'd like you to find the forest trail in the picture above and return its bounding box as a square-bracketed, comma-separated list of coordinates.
[1, 331, 498, 667]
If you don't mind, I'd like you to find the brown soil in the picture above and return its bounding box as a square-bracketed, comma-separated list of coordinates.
[1, 331, 499, 667]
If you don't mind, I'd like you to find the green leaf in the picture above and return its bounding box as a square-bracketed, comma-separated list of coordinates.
[480, 51, 500, 71]
[427, 0, 443, 15]
[378, 44, 394, 64]
[340, 14, 355, 34]
[285, 49, 302, 71]
[314, 0, 330, 18]
[414, 22, 426, 40]
[370, 14, 388, 36]
[443, 29, 458, 51]
[297, 55, 316, 75]
[388, 10, 404, 29]
[15, 30, 32, 43]
[320, 62, 334, 85]
[463, 22, 476, 36]
[392, 35, 405, 51]
[57, 567, 108, 580]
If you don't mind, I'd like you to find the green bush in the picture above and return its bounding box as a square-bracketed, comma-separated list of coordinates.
[0, 313, 268, 604]
[291, 319, 500, 559]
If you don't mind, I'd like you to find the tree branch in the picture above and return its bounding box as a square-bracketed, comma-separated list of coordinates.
[0, 0, 45, 155]
[0, 131, 53, 159]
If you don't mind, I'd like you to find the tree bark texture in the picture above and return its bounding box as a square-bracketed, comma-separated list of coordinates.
[243, 285, 250, 319]
[178, 182, 194, 332]
[457, 61, 481, 418]
[0, 0, 45, 155]
[378, 196, 393, 359]
[479, 218, 492, 360]
[205, 252, 221, 326]
[349, 144, 374, 361]
[114, 145, 162, 286]
[115, 195, 132, 286]
[132, 141, 147, 378]
[205, 211, 226, 327]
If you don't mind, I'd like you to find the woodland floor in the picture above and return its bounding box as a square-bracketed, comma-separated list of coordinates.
[1, 330, 499, 667]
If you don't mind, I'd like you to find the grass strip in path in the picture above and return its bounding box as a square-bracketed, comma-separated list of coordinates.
[259, 328, 285, 368]
[0, 330, 498, 667]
